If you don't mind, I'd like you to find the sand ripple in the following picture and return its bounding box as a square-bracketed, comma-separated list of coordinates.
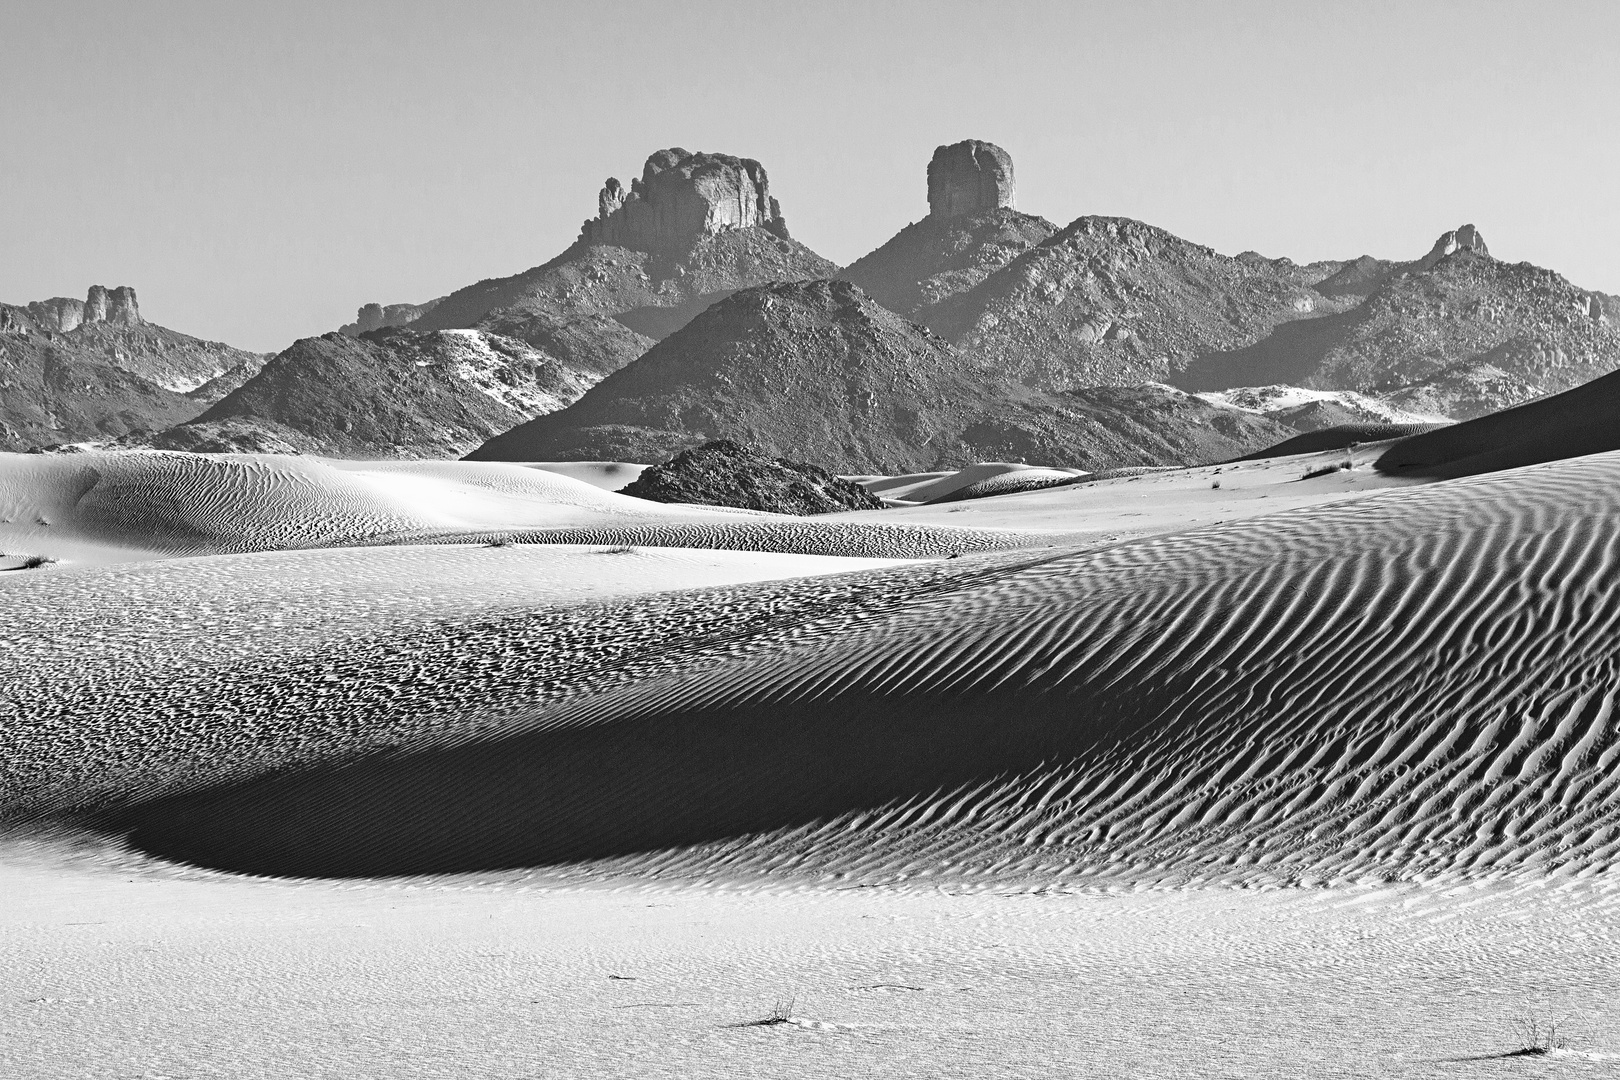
[6, 453, 1620, 885]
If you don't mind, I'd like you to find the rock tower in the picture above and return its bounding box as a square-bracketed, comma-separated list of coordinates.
[1416, 225, 1490, 272]
[579, 148, 791, 252]
[82, 285, 142, 327]
[927, 140, 1016, 219]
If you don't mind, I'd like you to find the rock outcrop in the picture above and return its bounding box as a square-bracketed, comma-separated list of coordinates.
[466, 278, 1294, 473]
[1414, 224, 1488, 272]
[153, 327, 602, 457]
[1178, 226, 1620, 417]
[82, 285, 141, 327]
[0, 287, 267, 449]
[410, 147, 834, 344]
[339, 299, 442, 336]
[927, 140, 1016, 219]
[841, 141, 1056, 318]
[579, 149, 790, 251]
[24, 297, 87, 333]
[619, 440, 885, 514]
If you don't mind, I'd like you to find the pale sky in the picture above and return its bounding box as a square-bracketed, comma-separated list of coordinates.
[3, 0, 1617, 352]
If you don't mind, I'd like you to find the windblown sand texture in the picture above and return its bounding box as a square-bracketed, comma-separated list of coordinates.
[0, 451, 1043, 565]
[4, 450, 1618, 886]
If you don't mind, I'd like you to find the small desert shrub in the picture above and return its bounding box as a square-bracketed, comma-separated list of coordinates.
[747, 995, 795, 1027]
[22, 555, 56, 569]
[1211, 480, 1221, 489]
[1510, 1015, 1568, 1056]
[485, 536, 513, 548]
[1300, 462, 1351, 480]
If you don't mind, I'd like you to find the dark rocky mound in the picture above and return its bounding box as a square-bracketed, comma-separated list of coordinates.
[841, 140, 1057, 317]
[618, 440, 884, 514]
[0, 286, 267, 450]
[929, 215, 1333, 389]
[412, 148, 837, 343]
[466, 279, 1295, 473]
[1375, 366, 1620, 479]
[1242, 422, 1450, 460]
[1180, 226, 1620, 417]
[154, 327, 598, 458]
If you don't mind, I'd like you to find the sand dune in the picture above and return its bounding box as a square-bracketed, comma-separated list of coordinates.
[0, 451, 1038, 566]
[838, 444, 1421, 540]
[853, 462, 1089, 505]
[518, 460, 648, 491]
[8, 452, 1620, 885]
[1378, 365, 1620, 478]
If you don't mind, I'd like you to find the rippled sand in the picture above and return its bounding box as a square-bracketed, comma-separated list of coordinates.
[5, 445, 1620, 1077]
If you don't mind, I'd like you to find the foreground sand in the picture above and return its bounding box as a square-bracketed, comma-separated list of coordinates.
[6, 446, 1620, 1076]
[5, 847, 1618, 1078]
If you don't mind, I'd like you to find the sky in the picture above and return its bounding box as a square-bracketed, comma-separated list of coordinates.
[3, 0, 1617, 353]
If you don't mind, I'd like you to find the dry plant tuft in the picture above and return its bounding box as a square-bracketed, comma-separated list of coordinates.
[1510, 1014, 1568, 1056]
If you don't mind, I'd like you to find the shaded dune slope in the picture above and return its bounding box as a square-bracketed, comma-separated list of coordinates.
[19, 454, 1620, 883]
[1243, 422, 1447, 460]
[1377, 366, 1620, 478]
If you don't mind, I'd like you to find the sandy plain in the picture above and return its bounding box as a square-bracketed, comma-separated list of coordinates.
[4, 441, 1619, 1077]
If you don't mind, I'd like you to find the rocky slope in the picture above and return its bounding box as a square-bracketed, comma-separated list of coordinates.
[842, 141, 1056, 318]
[0, 286, 267, 450]
[154, 328, 597, 457]
[1178, 228, 1620, 417]
[619, 440, 885, 514]
[466, 279, 1294, 473]
[2, 286, 264, 395]
[926, 215, 1333, 389]
[411, 148, 837, 343]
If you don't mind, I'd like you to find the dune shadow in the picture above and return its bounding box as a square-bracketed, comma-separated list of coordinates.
[105, 689, 1101, 877]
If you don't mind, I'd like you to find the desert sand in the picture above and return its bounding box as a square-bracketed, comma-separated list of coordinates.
[5, 441, 1620, 1077]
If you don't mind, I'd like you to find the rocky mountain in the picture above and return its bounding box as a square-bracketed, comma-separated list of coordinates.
[466, 278, 1295, 473]
[841, 140, 1058, 318]
[0, 286, 267, 450]
[154, 328, 597, 457]
[1191, 385, 1445, 431]
[619, 440, 885, 514]
[409, 148, 837, 344]
[1178, 226, 1620, 417]
[925, 215, 1333, 390]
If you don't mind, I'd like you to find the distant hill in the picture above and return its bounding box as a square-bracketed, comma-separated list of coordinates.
[924, 215, 1333, 390]
[387, 148, 837, 347]
[1179, 227, 1620, 417]
[0, 286, 266, 450]
[155, 328, 598, 457]
[466, 279, 1294, 473]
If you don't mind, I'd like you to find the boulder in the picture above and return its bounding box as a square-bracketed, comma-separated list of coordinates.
[927, 140, 1016, 219]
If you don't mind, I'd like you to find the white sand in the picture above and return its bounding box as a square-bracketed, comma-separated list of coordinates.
[3, 849, 1618, 1078]
[6, 443, 1620, 1077]
[838, 442, 1424, 538]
